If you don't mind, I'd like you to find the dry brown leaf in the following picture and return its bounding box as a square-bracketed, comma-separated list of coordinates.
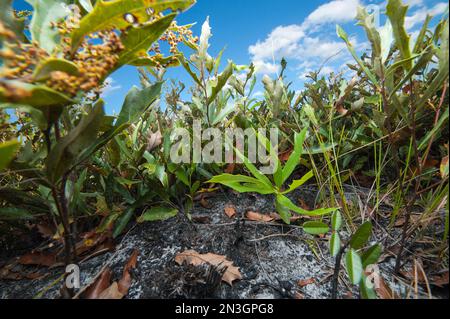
[246, 211, 274, 222]
[18, 252, 57, 267]
[394, 215, 421, 228]
[36, 224, 55, 239]
[224, 163, 236, 174]
[84, 250, 139, 299]
[98, 282, 125, 299]
[279, 148, 293, 162]
[376, 276, 399, 299]
[118, 250, 139, 295]
[200, 197, 212, 209]
[298, 278, 315, 287]
[175, 250, 242, 286]
[84, 268, 113, 299]
[224, 205, 237, 219]
[191, 215, 211, 224]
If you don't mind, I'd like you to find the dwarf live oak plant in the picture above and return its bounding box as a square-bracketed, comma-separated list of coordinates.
[329, 211, 382, 299]
[209, 128, 338, 234]
[0, 0, 196, 272]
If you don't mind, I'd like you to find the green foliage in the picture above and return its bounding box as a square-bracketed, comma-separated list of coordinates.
[0, 140, 20, 170]
[71, 0, 196, 51]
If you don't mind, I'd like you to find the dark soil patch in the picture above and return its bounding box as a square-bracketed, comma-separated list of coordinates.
[0, 187, 447, 299]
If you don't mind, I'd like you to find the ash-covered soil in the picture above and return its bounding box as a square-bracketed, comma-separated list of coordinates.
[0, 187, 447, 299]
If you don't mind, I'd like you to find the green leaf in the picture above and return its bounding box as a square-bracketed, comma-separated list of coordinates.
[71, 0, 196, 51]
[0, 207, 36, 220]
[113, 208, 134, 238]
[282, 128, 307, 184]
[137, 206, 178, 223]
[177, 55, 202, 86]
[275, 197, 292, 224]
[117, 14, 177, 67]
[0, 82, 74, 108]
[233, 140, 274, 190]
[361, 244, 382, 268]
[78, 83, 162, 165]
[0, 140, 20, 170]
[303, 221, 329, 235]
[331, 211, 343, 231]
[282, 170, 314, 194]
[413, 15, 432, 54]
[360, 275, 378, 299]
[276, 194, 337, 217]
[356, 6, 381, 59]
[336, 25, 379, 87]
[33, 58, 80, 82]
[345, 248, 363, 285]
[208, 174, 274, 195]
[26, 0, 70, 53]
[350, 222, 373, 250]
[330, 233, 341, 257]
[386, 0, 412, 71]
[115, 83, 162, 127]
[46, 101, 105, 183]
[207, 61, 233, 106]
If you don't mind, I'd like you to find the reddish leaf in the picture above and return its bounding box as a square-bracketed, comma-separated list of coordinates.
[224, 205, 237, 219]
[298, 278, 315, 287]
[18, 252, 57, 267]
[118, 250, 139, 295]
[246, 211, 274, 222]
[84, 268, 113, 299]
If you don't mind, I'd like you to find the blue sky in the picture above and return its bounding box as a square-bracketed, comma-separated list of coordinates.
[13, 0, 449, 114]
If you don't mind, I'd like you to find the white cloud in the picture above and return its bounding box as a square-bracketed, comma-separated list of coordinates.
[405, 2, 449, 30]
[249, 25, 305, 62]
[253, 60, 280, 75]
[303, 0, 360, 27]
[298, 37, 348, 59]
[248, 0, 365, 77]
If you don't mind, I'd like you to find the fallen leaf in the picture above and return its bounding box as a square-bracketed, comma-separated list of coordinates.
[36, 223, 56, 239]
[175, 250, 242, 286]
[191, 215, 211, 224]
[279, 148, 293, 162]
[98, 282, 125, 299]
[246, 211, 274, 222]
[118, 250, 139, 295]
[18, 252, 57, 267]
[376, 276, 398, 299]
[200, 197, 212, 209]
[224, 163, 236, 174]
[394, 214, 421, 228]
[224, 205, 236, 219]
[298, 278, 315, 287]
[84, 268, 113, 299]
